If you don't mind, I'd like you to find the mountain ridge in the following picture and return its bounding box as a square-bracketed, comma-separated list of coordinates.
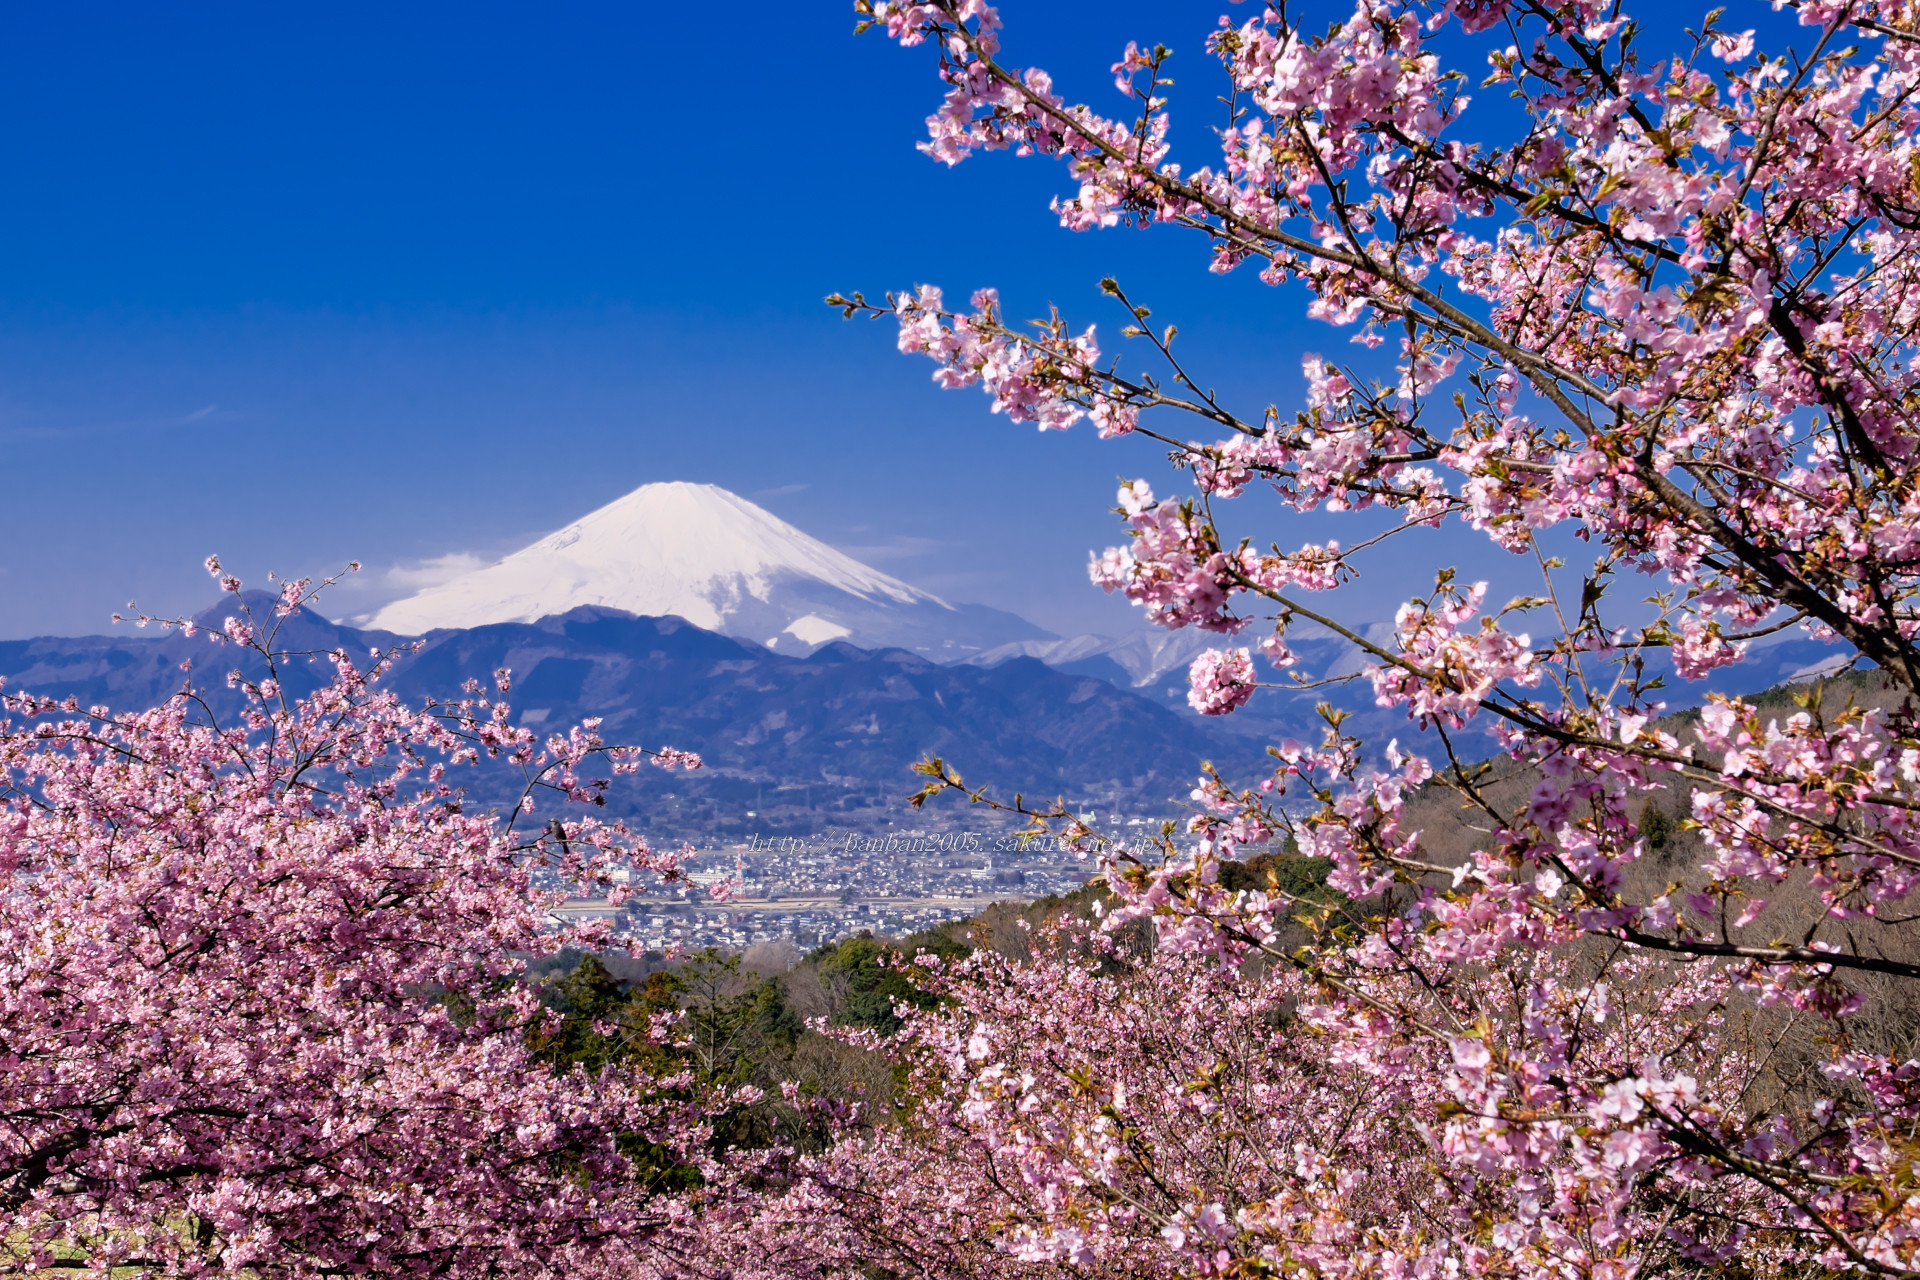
[0, 599, 1265, 839]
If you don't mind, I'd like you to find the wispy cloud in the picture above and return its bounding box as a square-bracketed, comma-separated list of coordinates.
[753, 482, 811, 499]
[325, 551, 487, 600]
[0, 402, 226, 441]
[380, 552, 489, 591]
[328, 551, 492, 625]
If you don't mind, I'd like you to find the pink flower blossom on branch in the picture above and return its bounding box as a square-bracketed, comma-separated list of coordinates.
[1186, 646, 1256, 715]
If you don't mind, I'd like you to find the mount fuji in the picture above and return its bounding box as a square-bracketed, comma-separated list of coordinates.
[361, 482, 1051, 659]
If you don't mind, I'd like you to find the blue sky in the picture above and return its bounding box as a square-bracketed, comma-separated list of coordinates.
[0, 0, 1568, 639]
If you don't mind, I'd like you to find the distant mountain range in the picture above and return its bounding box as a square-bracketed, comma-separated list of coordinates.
[0, 480, 1856, 838]
[0, 600, 1269, 838]
[965, 617, 1854, 754]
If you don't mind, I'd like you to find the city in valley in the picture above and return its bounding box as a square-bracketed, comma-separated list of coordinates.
[551, 818, 1181, 951]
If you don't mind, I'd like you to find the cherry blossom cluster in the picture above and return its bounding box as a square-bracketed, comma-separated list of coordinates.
[1367, 578, 1541, 727]
[1184, 646, 1255, 716]
[879, 284, 1135, 435]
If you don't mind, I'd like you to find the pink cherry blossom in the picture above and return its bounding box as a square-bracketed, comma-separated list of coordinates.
[832, 0, 1920, 1271]
[1186, 646, 1256, 715]
[1, 569, 728, 1277]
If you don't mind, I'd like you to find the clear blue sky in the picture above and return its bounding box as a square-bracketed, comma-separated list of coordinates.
[0, 0, 1557, 639]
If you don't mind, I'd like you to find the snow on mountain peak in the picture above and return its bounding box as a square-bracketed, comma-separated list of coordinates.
[365, 482, 948, 638]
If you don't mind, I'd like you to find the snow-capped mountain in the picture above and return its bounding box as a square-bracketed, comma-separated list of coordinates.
[966, 620, 1397, 689]
[361, 482, 1051, 659]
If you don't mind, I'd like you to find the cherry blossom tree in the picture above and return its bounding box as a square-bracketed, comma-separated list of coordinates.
[698, 924, 1793, 1280]
[0, 565, 728, 1277]
[826, 0, 1920, 1273]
